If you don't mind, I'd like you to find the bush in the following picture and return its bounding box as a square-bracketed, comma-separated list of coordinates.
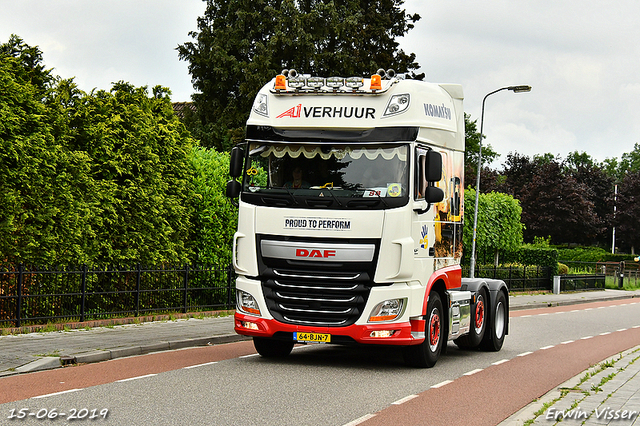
[190, 147, 238, 266]
[557, 263, 569, 275]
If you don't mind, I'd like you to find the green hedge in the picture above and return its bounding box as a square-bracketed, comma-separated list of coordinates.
[556, 246, 636, 263]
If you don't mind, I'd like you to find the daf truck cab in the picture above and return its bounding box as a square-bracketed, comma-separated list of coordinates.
[226, 70, 509, 367]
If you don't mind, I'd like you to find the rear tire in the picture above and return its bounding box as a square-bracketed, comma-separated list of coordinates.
[454, 288, 487, 349]
[253, 337, 294, 358]
[403, 292, 443, 368]
[480, 291, 507, 352]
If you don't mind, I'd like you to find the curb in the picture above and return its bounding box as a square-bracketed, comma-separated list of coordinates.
[509, 293, 638, 311]
[9, 333, 250, 375]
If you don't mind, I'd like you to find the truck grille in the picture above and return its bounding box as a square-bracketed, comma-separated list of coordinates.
[257, 236, 379, 327]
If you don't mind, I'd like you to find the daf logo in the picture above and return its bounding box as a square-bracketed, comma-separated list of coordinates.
[296, 249, 336, 258]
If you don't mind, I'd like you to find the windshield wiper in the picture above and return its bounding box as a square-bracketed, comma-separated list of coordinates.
[282, 186, 299, 205]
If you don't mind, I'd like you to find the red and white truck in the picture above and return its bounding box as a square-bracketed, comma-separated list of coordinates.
[226, 69, 508, 367]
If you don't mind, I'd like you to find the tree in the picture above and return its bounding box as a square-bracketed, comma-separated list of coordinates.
[614, 170, 640, 253]
[56, 82, 196, 265]
[463, 189, 523, 266]
[0, 37, 87, 265]
[464, 113, 499, 189]
[177, 0, 421, 151]
[564, 151, 614, 244]
[517, 160, 601, 244]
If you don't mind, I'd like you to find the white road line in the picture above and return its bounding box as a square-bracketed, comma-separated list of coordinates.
[492, 359, 509, 366]
[538, 313, 549, 316]
[342, 413, 376, 426]
[561, 340, 574, 345]
[540, 345, 555, 350]
[600, 332, 612, 336]
[116, 374, 157, 383]
[239, 354, 260, 358]
[392, 394, 418, 405]
[517, 351, 533, 357]
[581, 336, 594, 340]
[617, 328, 628, 332]
[431, 380, 453, 388]
[464, 368, 483, 376]
[633, 325, 640, 329]
[183, 361, 219, 369]
[520, 315, 532, 318]
[33, 389, 81, 399]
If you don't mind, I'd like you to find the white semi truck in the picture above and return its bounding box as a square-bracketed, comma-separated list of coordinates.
[226, 69, 508, 367]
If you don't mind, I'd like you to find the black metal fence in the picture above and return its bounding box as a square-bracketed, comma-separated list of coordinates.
[463, 265, 553, 291]
[0, 264, 236, 327]
[557, 274, 606, 292]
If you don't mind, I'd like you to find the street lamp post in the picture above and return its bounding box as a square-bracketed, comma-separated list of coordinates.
[469, 85, 531, 279]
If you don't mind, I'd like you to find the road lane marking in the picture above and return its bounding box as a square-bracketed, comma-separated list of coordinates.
[343, 413, 376, 426]
[540, 345, 555, 350]
[431, 380, 453, 388]
[392, 394, 418, 405]
[581, 336, 593, 340]
[116, 374, 157, 382]
[561, 340, 574, 344]
[33, 389, 82, 399]
[517, 351, 533, 357]
[617, 328, 628, 332]
[464, 368, 483, 376]
[492, 359, 509, 365]
[600, 332, 611, 336]
[239, 354, 260, 358]
[183, 361, 218, 369]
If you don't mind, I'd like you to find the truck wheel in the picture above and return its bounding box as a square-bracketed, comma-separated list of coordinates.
[253, 337, 294, 358]
[403, 292, 443, 368]
[454, 288, 487, 349]
[480, 290, 507, 352]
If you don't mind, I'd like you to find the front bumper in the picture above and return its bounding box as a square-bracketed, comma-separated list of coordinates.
[235, 312, 425, 346]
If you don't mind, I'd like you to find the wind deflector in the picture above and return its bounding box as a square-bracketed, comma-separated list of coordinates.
[246, 125, 418, 143]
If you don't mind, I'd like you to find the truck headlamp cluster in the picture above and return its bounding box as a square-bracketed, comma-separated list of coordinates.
[368, 298, 407, 322]
[237, 290, 261, 316]
[383, 93, 410, 117]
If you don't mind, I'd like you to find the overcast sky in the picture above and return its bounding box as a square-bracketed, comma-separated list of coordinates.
[3, 0, 639, 167]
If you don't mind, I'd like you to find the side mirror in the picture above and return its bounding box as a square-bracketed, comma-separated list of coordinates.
[426, 150, 442, 182]
[226, 179, 241, 199]
[229, 147, 245, 178]
[425, 186, 444, 203]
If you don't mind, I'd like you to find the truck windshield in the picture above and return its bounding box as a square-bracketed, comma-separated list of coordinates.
[242, 143, 409, 209]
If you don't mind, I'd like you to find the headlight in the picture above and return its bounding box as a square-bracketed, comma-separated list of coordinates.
[368, 298, 407, 322]
[383, 94, 410, 117]
[252, 93, 268, 117]
[237, 290, 261, 316]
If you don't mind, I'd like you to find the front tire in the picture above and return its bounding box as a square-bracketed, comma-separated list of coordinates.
[480, 290, 507, 352]
[404, 292, 443, 368]
[253, 337, 294, 358]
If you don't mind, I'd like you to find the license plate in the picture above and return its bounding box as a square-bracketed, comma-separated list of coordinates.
[294, 332, 331, 343]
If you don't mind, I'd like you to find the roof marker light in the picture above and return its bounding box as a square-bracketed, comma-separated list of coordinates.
[370, 74, 382, 91]
[275, 75, 287, 91]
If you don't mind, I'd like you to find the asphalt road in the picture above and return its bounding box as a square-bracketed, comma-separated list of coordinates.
[2, 299, 640, 426]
